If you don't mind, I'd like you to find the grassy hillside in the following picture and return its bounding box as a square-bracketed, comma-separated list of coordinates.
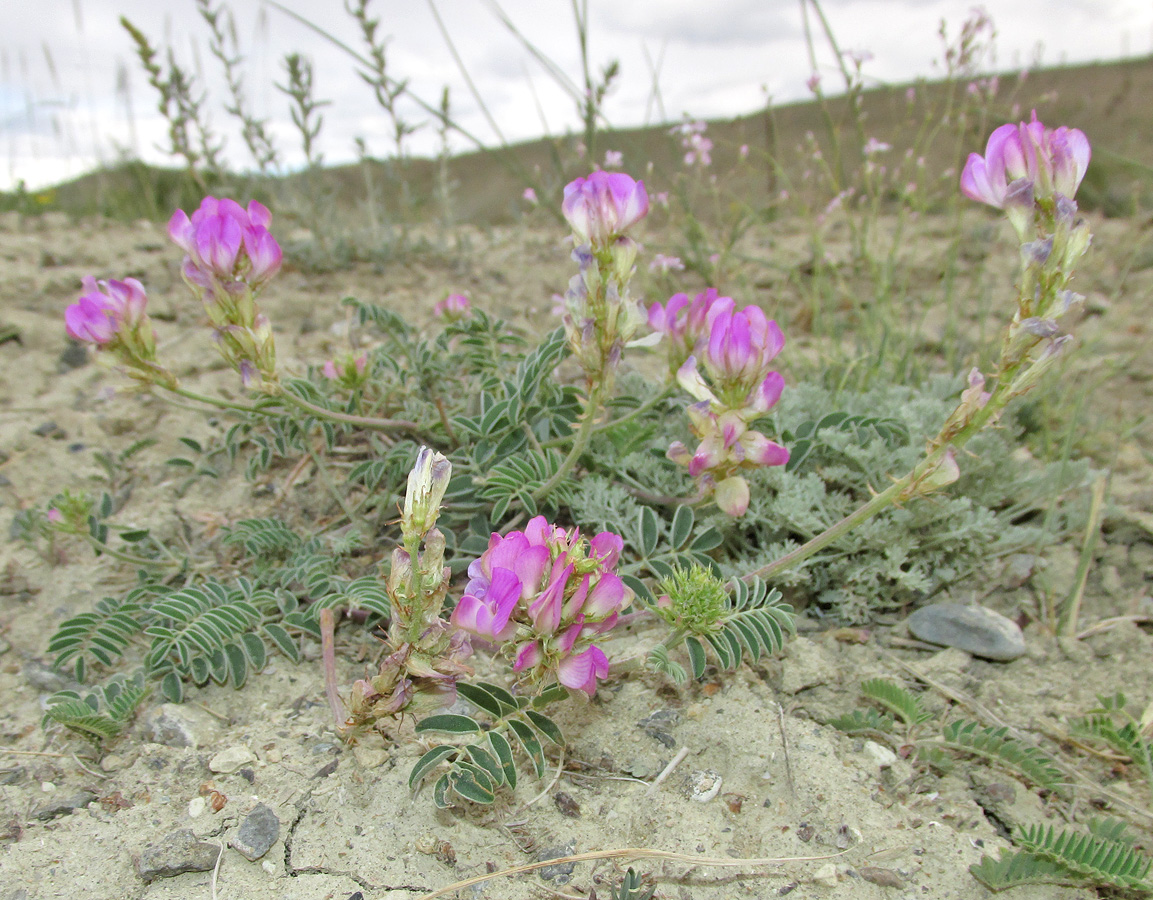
[8, 54, 1153, 226]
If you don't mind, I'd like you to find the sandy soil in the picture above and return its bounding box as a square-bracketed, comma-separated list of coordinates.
[0, 207, 1151, 899]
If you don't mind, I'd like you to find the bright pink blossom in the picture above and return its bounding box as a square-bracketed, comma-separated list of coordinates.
[450, 515, 629, 696]
[168, 197, 283, 289]
[434, 294, 472, 322]
[960, 112, 1090, 209]
[65, 276, 148, 344]
[562, 172, 649, 247]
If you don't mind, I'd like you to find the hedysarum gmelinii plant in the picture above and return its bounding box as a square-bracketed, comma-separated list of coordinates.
[667, 296, 790, 516]
[450, 516, 630, 696]
[168, 197, 283, 387]
[64, 276, 175, 388]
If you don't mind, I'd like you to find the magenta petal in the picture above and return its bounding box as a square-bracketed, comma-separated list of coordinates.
[589, 532, 623, 568]
[167, 209, 194, 252]
[246, 200, 272, 228]
[558, 645, 608, 696]
[486, 567, 524, 634]
[513, 641, 543, 672]
[583, 574, 626, 618]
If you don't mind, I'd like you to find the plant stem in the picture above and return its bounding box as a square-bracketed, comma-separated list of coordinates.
[278, 390, 423, 435]
[532, 383, 604, 501]
[742, 377, 1015, 584]
[168, 385, 266, 414]
[542, 386, 672, 448]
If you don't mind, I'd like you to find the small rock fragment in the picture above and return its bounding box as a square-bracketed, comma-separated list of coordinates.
[536, 842, 577, 884]
[688, 769, 723, 802]
[229, 803, 280, 861]
[188, 797, 207, 818]
[100, 753, 129, 773]
[352, 744, 388, 769]
[553, 790, 581, 818]
[859, 866, 904, 888]
[33, 790, 96, 820]
[811, 863, 839, 887]
[906, 604, 1026, 661]
[141, 703, 219, 748]
[22, 659, 77, 693]
[136, 828, 221, 882]
[209, 745, 256, 774]
[863, 740, 897, 767]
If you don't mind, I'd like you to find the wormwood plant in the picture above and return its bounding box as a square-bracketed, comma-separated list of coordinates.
[39, 117, 1099, 817]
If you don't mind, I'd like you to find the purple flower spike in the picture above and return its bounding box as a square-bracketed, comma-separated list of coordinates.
[65, 276, 149, 344]
[962, 112, 1090, 210]
[562, 171, 649, 247]
[169, 196, 283, 289]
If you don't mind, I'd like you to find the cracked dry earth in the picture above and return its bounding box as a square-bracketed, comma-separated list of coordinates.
[0, 208, 1151, 900]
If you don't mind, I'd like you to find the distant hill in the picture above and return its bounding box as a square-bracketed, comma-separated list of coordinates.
[9, 54, 1152, 225]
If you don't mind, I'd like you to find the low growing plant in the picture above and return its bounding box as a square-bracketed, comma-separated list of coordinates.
[40, 116, 1100, 823]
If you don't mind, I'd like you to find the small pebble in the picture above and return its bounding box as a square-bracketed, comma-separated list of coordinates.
[812, 863, 839, 887]
[906, 603, 1026, 661]
[688, 770, 723, 803]
[188, 797, 207, 818]
[209, 745, 257, 774]
[230, 803, 280, 861]
[863, 741, 897, 767]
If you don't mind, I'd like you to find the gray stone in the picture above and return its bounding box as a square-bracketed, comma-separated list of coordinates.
[33, 790, 96, 820]
[136, 828, 221, 882]
[536, 841, 577, 884]
[906, 604, 1025, 661]
[140, 703, 219, 748]
[229, 803, 280, 861]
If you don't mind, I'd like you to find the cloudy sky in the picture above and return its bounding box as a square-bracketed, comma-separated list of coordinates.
[2, 0, 1151, 190]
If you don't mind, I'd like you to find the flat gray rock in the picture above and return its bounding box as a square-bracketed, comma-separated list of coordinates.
[136, 828, 221, 882]
[907, 604, 1025, 661]
[230, 803, 280, 861]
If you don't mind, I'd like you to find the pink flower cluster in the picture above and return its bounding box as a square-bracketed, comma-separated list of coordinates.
[651, 291, 789, 516]
[434, 293, 472, 322]
[168, 197, 282, 291]
[647, 287, 720, 372]
[960, 112, 1090, 221]
[561, 171, 649, 248]
[671, 121, 712, 167]
[65, 276, 147, 345]
[449, 516, 629, 696]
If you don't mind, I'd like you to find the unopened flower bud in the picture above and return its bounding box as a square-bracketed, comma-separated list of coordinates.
[402, 447, 452, 539]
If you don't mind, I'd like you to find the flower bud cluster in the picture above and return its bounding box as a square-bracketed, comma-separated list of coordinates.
[560, 172, 650, 385]
[664, 296, 790, 517]
[450, 516, 630, 696]
[168, 197, 284, 388]
[64, 276, 175, 388]
[347, 448, 468, 726]
[321, 352, 369, 389]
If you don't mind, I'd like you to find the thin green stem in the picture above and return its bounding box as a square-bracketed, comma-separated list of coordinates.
[279, 390, 423, 434]
[532, 384, 605, 501]
[743, 377, 1015, 584]
[85, 536, 181, 569]
[168, 386, 266, 414]
[542, 386, 673, 448]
